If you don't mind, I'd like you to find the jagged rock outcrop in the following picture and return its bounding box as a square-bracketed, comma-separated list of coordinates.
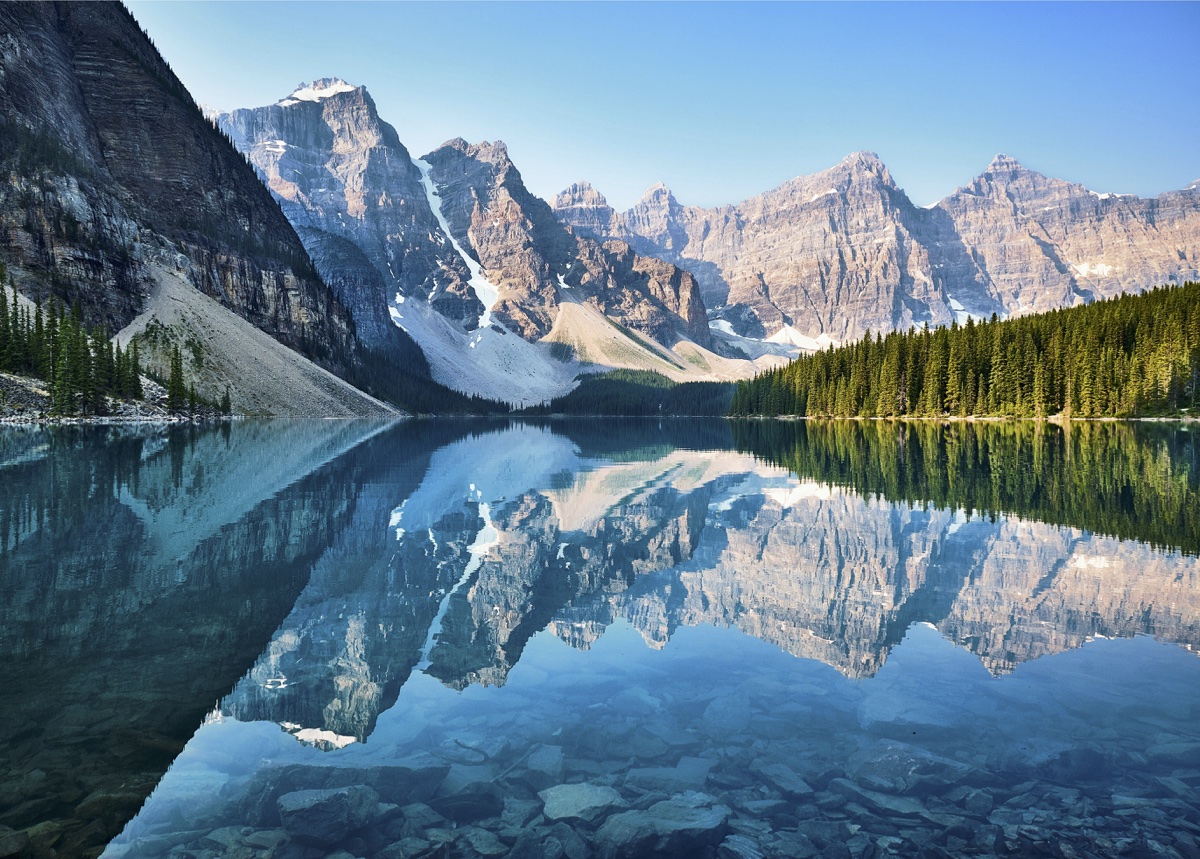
[217, 87, 736, 403]
[423, 138, 572, 339]
[555, 153, 1200, 344]
[935, 154, 1200, 315]
[217, 82, 482, 340]
[553, 180, 617, 236]
[0, 4, 365, 408]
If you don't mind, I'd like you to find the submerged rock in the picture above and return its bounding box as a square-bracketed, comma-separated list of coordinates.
[750, 760, 813, 799]
[276, 785, 379, 846]
[594, 791, 731, 858]
[538, 783, 625, 823]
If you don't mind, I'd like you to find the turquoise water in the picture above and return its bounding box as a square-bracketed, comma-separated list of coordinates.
[1, 420, 1197, 858]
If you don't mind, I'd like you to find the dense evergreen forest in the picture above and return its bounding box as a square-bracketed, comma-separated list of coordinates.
[0, 276, 146, 415]
[522, 370, 735, 416]
[731, 282, 1200, 418]
[733, 419, 1200, 556]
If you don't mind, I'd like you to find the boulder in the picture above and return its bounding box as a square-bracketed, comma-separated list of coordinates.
[277, 785, 380, 846]
[538, 783, 625, 823]
[594, 791, 731, 858]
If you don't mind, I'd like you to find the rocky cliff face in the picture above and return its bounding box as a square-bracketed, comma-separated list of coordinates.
[0, 4, 363, 404]
[217, 82, 482, 344]
[935, 155, 1200, 316]
[218, 87, 736, 404]
[426, 138, 714, 348]
[555, 154, 1200, 345]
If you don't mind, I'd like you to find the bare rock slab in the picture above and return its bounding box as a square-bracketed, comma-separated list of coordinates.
[538, 783, 625, 823]
[594, 791, 731, 858]
[277, 785, 379, 846]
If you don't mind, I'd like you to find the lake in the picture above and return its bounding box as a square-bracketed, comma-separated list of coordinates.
[1, 419, 1198, 859]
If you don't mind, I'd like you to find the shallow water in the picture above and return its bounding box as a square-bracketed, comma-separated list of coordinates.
[1, 419, 1198, 858]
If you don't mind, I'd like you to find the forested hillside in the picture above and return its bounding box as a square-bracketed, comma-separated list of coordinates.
[1, 278, 146, 415]
[730, 282, 1200, 418]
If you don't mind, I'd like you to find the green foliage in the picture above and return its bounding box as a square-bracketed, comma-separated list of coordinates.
[0, 284, 144, 415]
[522, 370, 735, 416]
[733, 419, 1200, 556]
[731, 282, 1200, 419]
[167, 346, 186, 413]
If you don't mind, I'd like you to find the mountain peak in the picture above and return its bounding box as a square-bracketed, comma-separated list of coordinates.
[843, 150, 883, 167]
[830, 150, 894, 188]
[279, 78, 357, 106]
[985, 153, 1028, 174]
[638, 181, 676, 205]
[437, 138, 510, 164]
[553, 181, 609, 210]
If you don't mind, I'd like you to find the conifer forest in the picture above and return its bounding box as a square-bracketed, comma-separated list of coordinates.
[730, 282, 1200, 419]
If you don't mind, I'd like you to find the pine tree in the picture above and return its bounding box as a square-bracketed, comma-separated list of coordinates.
[129, 341, 144, 399]
[167, 345, 186, 412]
[0, 283, 8, 372]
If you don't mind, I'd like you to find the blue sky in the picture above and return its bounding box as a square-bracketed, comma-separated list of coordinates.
[127, 1, 1199, 210]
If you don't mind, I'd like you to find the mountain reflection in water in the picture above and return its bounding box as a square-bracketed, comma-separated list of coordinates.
[1, 419, 1197, 859]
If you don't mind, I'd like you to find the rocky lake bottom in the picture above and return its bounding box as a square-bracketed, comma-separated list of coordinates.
[103, 621, 1200, 859]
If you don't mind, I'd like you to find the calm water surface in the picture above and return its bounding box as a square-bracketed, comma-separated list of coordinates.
[1, 419, 1198, 859]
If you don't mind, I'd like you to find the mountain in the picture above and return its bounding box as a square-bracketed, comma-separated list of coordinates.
[0, 4, 393, 416]
[217, 82, 778, 406]
[554, 153, 1200, 348]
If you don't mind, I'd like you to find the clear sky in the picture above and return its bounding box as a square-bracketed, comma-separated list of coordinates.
[126, 1, 1199, 211]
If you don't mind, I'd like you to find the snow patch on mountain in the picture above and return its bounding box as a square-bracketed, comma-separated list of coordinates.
[387, 295, 576, 407]
[1071, 261, 1116, 278]
[280, 78, 356, 106]
[414, 158, 500, 328]
[766, 325, 839, 352]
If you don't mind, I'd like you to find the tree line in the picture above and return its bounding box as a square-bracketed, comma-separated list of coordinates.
[731, 282, 1200, 418]
[0, 278, 144, 415]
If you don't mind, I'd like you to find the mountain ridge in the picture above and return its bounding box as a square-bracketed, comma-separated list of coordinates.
[555, 152, 1200, 347]
[216, 79, 779, 405]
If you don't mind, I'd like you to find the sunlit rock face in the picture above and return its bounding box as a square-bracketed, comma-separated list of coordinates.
[217, 90, 715, 406]
[218, 83, 483, 339]
[555, 154, 1200, 344]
